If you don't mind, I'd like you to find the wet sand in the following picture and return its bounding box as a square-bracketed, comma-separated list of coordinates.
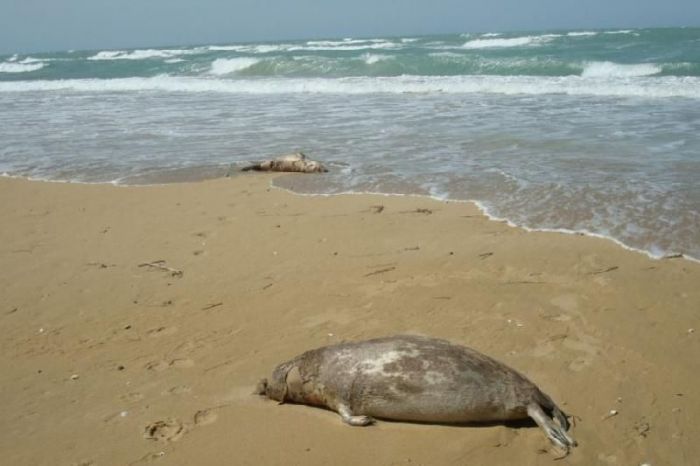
[0, 174, 698, 465]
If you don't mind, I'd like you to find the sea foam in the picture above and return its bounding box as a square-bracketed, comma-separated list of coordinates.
[568, 31, 598, 37]
[88, 49, 199, 60]
[362, 53, 392, 65]
[290, 41, 399, 51]
[581, 61, 661, 78]
[463, 34, 559, 49]
[306, 38, 387, 47]
[1, 75, 698, 99]
[0, 62, 44, 73]
[209, 58, 260, 75]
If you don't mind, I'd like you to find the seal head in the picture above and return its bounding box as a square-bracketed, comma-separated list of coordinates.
[255, 358, 299, 402]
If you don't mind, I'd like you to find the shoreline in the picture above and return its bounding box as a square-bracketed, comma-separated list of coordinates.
[1, 174, 699, 465]
[274, 183, 700, 265]
[3, 171, 698, 264]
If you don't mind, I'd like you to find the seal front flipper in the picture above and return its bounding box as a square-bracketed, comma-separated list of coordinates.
[527, 403, 577, 454]
[337, 404, 374, 426]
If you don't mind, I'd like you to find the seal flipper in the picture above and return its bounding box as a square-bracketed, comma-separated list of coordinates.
[551, 404, 570, 432]
[537, 390, 571, 431]
[527, 403, 577, 453]
[337, 404, 374, 426]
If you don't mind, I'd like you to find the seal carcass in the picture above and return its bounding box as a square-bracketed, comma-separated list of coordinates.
[241, 152, 327, 173]
[256, 335, 576, 452]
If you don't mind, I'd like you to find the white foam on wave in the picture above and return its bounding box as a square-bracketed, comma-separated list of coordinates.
[209, 58, 260, 75]
[88, 48, 198, 60]
[290, 41, 399, 51]
[18, 57, 44, 64]
[582, 61, 661, 78]
[0, 62, 45, 73]
[568, 31, 598, 37]
[208, 45, 248, 51]
[1, 75, 698, 99]
[210, 44, 292, 54]
[306, 38, 387, 47]
[480, 33, 502, 38]
[463, 34, 559, 49]
[605, 29, 634, 35]
[207, 42, 397, 53]
[361, 53, 392, 65]
[250, 44, 292, 53]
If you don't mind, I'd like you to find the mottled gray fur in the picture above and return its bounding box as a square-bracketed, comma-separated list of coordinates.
[256, 335, 576, 453]
[242, 152, 328, 173]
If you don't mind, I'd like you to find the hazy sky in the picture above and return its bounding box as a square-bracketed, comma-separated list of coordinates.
[1, 0, 699, 54]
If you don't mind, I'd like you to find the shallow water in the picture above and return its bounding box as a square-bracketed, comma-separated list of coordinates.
[1, 28, 699, 259]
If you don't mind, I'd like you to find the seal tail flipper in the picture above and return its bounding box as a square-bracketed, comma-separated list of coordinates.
[241, 164, 262, 172]
[552, 404, 570, 431]
[536, 390, 571, 431]
[527, 402, 577, 453]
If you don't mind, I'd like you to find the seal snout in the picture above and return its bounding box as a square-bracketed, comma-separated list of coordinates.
[254, 378, 269, 395]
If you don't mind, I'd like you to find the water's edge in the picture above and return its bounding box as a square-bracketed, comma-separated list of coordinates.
[4, 170, 696, 264]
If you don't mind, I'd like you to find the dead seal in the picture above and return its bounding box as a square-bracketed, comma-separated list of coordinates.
[241, 152, 328, 173]
[256, 335, 576, 453]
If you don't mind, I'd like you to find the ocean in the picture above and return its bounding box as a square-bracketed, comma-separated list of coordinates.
[1, 27, 699, 260]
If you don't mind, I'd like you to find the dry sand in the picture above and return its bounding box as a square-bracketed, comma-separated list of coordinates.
[0, 174, 698, 466]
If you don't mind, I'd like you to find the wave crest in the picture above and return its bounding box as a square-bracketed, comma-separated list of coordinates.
[210, 58, 260, 75]
[1, 75, 698, 99]
[582, 61, 661, 78]
[88, 49, 199, 60]
[0, 62, 45, 73]
[463, 34, 560, 49]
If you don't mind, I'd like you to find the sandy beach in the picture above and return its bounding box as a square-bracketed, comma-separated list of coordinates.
[1, 174, 698, 466]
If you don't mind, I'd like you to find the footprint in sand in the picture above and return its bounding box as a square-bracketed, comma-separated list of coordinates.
[194, 409, 218, 426]
[142, 409, 217, 448]
[170, 358, 194, 369]
[143, 419, 186, 442]
[145, 361, 169, 372]
[165, 385, 192, 396]
[145, 358, 194, 371]
[147, 326, 178, 337]
[121, 392, 145, 403]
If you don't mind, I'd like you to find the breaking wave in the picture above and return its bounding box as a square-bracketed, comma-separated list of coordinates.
[209, 58, 260, 75]
[1, 74, 698, 99]
[0, 62, 45, 73]
[88, 49, 200, 60]
[581, 61, 662, 78]
[463, 34, 560, 49]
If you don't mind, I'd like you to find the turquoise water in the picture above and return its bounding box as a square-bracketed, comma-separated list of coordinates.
[1, 28, 699, 259]
[2, 28, 700, 80]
